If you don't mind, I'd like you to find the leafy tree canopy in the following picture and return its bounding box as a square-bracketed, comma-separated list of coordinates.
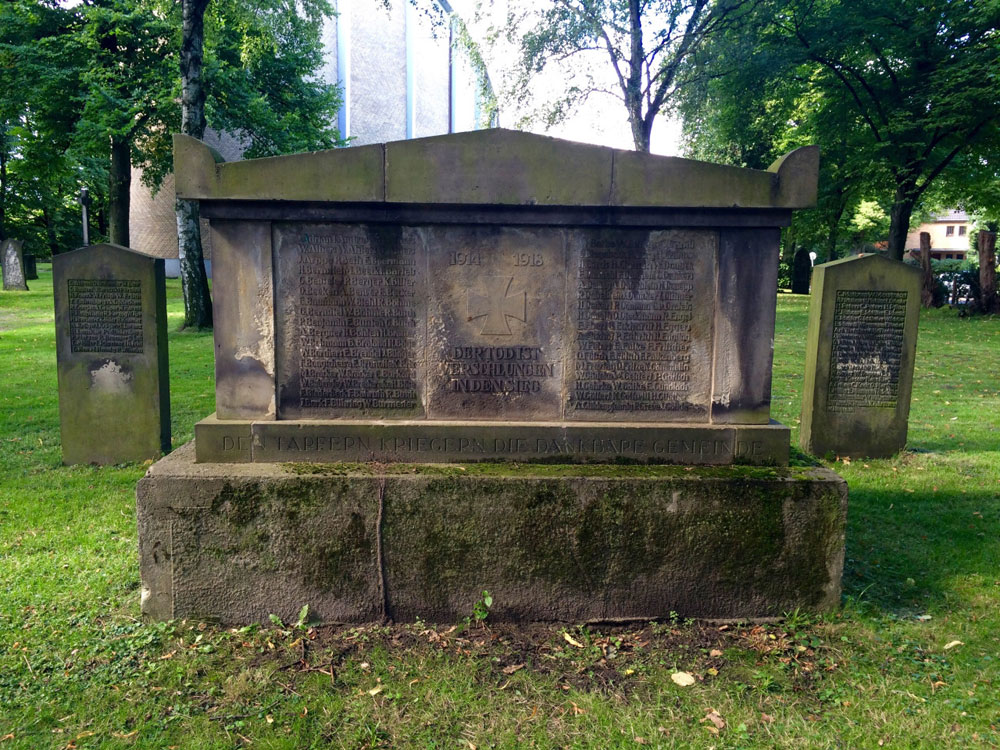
[0, 0, 342, 255]
[680, 0, 1000, 261]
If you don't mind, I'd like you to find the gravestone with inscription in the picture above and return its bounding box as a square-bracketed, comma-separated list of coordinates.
[54, 243, 170, 464]
[2, 239, 28, 291]
[23, 252, 38, 280]
[800, 254, 921, 458]
[137, 130, 848, 625]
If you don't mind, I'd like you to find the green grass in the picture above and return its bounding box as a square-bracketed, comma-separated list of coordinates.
[1, 272, 998, 748]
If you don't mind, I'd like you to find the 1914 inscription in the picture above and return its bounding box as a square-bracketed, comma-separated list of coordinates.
[295, 227, 419, 411]
[828, 289, 907, 411]
[572, 233, 703, 415]
[68, 279, 143, 353]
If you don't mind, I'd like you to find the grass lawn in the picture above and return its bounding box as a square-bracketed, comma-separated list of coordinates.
[1, 265, 998, 748]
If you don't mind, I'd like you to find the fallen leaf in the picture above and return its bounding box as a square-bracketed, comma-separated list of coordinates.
[570, 701, 585, 715]
[706, 667, 719, 676]
[703, 710, 726, 730]
[265, 715, 274, 724]
[502, 663, 525, 675]
[367, 686, 383, 696]
[944, 640, 964, 650]
[761, 713, 775, 724]
[563, 632, 584, 648]
[671, 671, 696, 687]
[709, 649, 723, 657]
[634, 737, 648, 745]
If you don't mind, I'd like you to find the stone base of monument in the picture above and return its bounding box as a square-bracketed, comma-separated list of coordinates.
[138, 441, 848, 625]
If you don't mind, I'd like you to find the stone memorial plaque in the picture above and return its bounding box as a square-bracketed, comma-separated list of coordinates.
[567, 229, 716, 422]
[800, 254, 921, 458]
[274, 223, 426, 419]
[2, 239, 27, 291]
[425, 226, 566, 420]
[175, 130, 823, 466]
[54, 243, 170, 465]
[139, 131, 849, 628]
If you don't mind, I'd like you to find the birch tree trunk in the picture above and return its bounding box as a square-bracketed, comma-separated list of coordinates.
[176, 0, 213, 329]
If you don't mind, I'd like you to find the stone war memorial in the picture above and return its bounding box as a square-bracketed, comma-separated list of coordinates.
[800, 253, 922, 458]
[54, 243, 171, 465]
[138, 130, 848, 625]
[2, 238, 28, 291]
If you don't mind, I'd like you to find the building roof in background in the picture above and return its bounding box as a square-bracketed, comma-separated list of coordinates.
[927, 209, 969, 223]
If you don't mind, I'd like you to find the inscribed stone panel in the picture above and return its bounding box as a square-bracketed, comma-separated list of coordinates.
[274, 223, 425, 419]
[68, 279, 144, 353]
[827, 290, 906, 411]
[424, 226, 566, 420]
[566, 229, 716, 422]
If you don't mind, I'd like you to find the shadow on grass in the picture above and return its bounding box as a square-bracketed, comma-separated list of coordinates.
[841, 485, 999, 615]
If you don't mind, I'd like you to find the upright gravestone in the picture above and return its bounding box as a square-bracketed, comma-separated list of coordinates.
[792, 246, 812, 294]
[800, 254, 921, 458]
[54, 243, 170, 465]
[23, 252, 38, 280]
[1, 239, 28, 291]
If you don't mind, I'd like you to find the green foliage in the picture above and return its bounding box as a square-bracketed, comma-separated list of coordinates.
[0, 0, 342, 254]
[482, 0, 757, 151]
[680, 0, 1000, 260]
[472, 590, 493, 623]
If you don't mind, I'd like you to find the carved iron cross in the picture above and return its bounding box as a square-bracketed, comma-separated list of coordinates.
[468, 276, 527, 335]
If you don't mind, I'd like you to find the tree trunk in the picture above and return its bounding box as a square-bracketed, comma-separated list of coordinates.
[886, 180, 918, 262]
[919, 231, 935, 308]
[979, 230, 998, 315]
[176, 0, 213, 329]
[109, 135, 131, 247]
[0, 130, 7, 242]
[41, 204, 59, 257]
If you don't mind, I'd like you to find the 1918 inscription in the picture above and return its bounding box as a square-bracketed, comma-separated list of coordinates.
[68, 279, 143, 353]
[828, 289, 907, 411]
[295, 228, 419, 411]
[572, 234, 700, 414]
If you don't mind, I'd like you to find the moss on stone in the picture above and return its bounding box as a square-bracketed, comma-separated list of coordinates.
[283, 461, 812, 481]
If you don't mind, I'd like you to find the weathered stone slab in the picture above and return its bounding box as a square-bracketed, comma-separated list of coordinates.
[711, 229, 781, 424]
[386, 130, 613, 206]
[2, 239, 27, 291]
[567, 229, 716, 422]
[138, 441, 847, 624]
[274, 223, 427, 420]
[800, 254, 922, 458]
[23, 252, 38, 280]
[424, 225, 566, 420]
[175, 132, 819, 209]
[54, 243, 170, 465]
[210, 221, 277, 420]
[195, 415, 790, 465]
